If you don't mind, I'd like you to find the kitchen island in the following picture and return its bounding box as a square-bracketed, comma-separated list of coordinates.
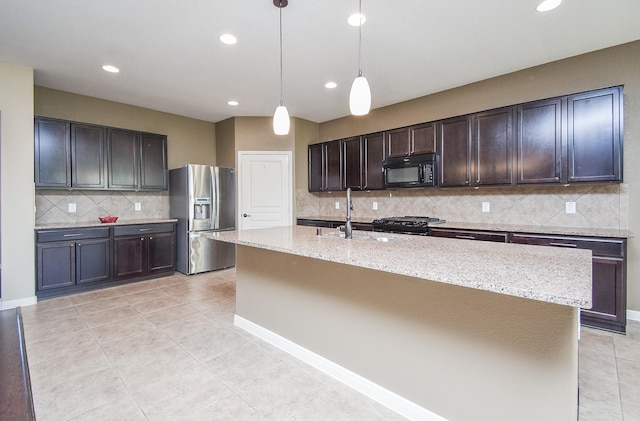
[206, 226, 592, 421]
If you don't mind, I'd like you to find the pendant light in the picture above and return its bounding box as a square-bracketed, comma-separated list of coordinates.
[273, 0, 290, 135]
[349, 0, 371, 116]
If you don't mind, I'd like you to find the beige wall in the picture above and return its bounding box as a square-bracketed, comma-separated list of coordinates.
[34, 87, 216, 169]
[215, 117, 236, 168]
[312, 40, 640, 313]
[0, 62, 35, 303]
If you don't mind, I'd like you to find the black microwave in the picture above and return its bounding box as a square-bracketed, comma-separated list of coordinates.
[382, 153, 438, 188]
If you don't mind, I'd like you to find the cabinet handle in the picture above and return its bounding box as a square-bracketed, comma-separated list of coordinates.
[549, 242, 578, 248]
[149, 236, 153, 240]
[140, 237, 145, 241]
[455, 235, 476, 240]
[139, 228, 151, 232]
[63, 233, 83, 237]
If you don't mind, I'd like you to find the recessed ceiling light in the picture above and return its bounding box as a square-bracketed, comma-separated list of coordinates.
[227, 100, 239, 106]
[347, 13, 366, 27]
[219, 34, 237, 45]
[536, 0, 562, 12]
[325, 82, 337, 89]
[102, 65, 120, 73]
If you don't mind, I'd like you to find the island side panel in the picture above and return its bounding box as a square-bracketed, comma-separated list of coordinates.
[235, 245, 579, 421]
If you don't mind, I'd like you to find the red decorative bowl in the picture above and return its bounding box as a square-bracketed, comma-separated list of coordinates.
[99, 216, 118, 223]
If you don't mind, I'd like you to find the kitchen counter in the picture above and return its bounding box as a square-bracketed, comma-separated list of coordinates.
[207, 226, 587, 420]
[297, 215, 633, 238]
[207, 225, 592, 307]
[35, 218, 177, 230]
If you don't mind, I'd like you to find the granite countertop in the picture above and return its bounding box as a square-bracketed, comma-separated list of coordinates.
[35, 218, 178, 230]
[205, 226, 593, 308]
[296, 216, 633, 239]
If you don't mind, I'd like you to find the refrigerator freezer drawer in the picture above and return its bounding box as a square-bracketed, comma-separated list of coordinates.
[187, 232, 236, 274]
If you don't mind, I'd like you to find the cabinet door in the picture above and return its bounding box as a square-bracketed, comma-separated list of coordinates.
[113, 235, 146, 279]
[308, 144, 323, 192]
[71, 123, 106, 189]
[148, 232, 176, 273]
[473, 107, 514, 186]
[516, 98, 563, 184]
[107, 128, 139, 189]
[567, 86, 622, 182]
[140, 133, 168, 190]
[34, 118, 71, 188]
[437, 116, 472, 187]
[386, 127, 410, 158]
[342, 136, 362, 190]
[363, 132, 385, 190]
[76, 238, 110, 284]
[581, 256, 626, 331]
[410, 122, 436, 154]
[36, 242, 75, 290]
[324, 140, 342, 191]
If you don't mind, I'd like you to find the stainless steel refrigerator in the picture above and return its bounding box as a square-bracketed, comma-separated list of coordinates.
[169, 165, 236, 274]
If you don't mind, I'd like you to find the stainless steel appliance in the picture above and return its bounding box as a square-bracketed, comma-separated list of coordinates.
[382, 153, 438, 189]
[169, 165, 236, 274]
[372, 216, 445, 235]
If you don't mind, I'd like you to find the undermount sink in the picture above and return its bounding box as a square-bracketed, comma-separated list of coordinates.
[320, 231, 372, 240]
[372, 236, 404, 243]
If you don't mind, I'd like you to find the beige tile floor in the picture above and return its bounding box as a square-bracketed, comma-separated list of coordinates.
[21, 269, 639, 421]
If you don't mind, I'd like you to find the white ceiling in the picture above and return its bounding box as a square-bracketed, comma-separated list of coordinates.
[1, 0, 639, 124]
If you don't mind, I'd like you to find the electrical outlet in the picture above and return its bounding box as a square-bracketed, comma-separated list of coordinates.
[68, 203, 76, 213]
[565, 202, 576, 214]
[135, 202, 141, 211]
[482, 202, 490, 213]
[372, 202, 378, 210]
[335, 201, 340, 209]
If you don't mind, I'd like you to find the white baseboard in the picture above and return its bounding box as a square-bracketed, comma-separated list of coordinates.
[0, 296, 37, 310]
[234, 315, 447, 421]
[627, 309, 640, 322]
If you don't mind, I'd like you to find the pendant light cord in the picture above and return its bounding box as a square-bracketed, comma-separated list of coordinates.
[357, 0, 362, 77]
[279, 5, 284, 106]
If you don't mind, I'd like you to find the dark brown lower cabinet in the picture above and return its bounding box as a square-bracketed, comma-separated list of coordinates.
[113, 223, 176, 280]
[509, 233, 626, 333]
[36, 223, 175, 298]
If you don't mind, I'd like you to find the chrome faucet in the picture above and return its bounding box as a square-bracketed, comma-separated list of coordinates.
[345, 187, 353, 239]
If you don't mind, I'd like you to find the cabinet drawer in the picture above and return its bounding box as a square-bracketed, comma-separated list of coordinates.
[430, 228, 508, 243]
[36, 227, 110, 243]
[114, 223, 175, 237]
[509, 233, 625, 257]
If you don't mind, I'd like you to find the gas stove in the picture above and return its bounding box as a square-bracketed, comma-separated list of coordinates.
[372, 216, 445, 235]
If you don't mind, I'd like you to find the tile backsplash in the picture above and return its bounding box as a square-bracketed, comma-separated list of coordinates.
[296, 183, 628, 229]
[36, 190, 169, 225]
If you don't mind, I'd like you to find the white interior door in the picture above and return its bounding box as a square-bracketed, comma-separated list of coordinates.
[238, 151, 293, 230]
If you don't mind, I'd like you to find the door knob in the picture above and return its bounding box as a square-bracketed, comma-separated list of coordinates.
[243, 213, 251, 217]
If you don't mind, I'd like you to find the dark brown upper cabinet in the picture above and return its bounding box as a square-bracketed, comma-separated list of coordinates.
[324, 141, 342, 191]
[308, 143, 323, 192]
[386, 127, 410, 158]
[35, 118, 71, 188]
[36, 117, 167, 191]
[71, 123, 106, 189]
[342, 136, 362, 190]
[516, 98, 563, 184]
[473, 107, 514, 186]
[107, 128, 168, 190]
[567, 86, 622, 183]
[410, 122, 437, 155]
[35, 118, 106, 189]
[363, 132, 386, 190]
[436, 115, 472, 187]
[386, 123, 436, 158]
[307, 141, 342, 192]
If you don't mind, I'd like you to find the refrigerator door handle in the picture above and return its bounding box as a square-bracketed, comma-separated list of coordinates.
[211, 166, 220, 230]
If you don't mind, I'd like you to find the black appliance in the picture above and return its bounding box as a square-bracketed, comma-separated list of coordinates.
[372, 216, 445, 235]
[382, 153, 438, 189]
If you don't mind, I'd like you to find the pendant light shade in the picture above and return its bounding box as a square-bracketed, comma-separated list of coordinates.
[273, 103, 290, 135]
[273, 0, 290, 135]
[350, 0, 371, 116]
[349, 73, 371, 116]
